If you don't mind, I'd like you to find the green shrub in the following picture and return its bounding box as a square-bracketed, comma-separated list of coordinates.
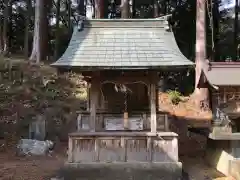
[167, 90, 183, 105]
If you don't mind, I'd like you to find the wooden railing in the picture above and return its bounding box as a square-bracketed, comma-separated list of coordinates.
[77, 111, 169, 132]
[68, 132, 178, 163]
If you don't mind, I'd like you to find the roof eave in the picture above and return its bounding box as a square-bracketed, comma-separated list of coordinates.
[51, 64, 194, 71]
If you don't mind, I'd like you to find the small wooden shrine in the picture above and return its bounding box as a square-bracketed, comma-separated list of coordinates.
[52, 18, 193, 177]
[204, 62, 240, 134]
[203, 62, 240, 177]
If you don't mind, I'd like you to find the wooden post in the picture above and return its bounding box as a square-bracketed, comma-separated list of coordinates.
[87, 85, 90, 111]
[164, 114, 169, 131]
[150, 83, 157, 133]
[94, 138, 100, 161]
[147, 137, 153, 162]
[90, 73, 100, 132]
[124, 112, 129, 129]
[223, 87, 227, 103]
[68, 137, 73, 162]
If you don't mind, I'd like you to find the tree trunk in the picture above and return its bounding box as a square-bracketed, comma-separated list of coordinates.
[54, 0, 61, 60]
[0, 19, 3, 53]
[77, 0, 85, 16]
[8, 0, 12, 53]
[121, 0, 129, 18]
[3, 0, 11, 56]
[234, 0, 239, 59]
[66, 0, 72, 32]
[24, 0, 32, 59]
[29, 0, 46, 63]
[95, 0, 104, 18]
[213, 0, 220, 60]
[132, 0, 136, 18]
[194, 0, 209, 109]
[0, 0, 3, 53]
[164, 0, 169, 15]
[153, 0, 159, 18]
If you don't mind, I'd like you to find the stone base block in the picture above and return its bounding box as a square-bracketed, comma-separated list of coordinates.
[58, 162, 182, 180]
[206, 139, 240, 179]
[230, 160, 240, 180]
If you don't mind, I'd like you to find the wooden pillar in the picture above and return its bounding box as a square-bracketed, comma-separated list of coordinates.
[149, 83, 157, 133]
[68, 137, 73, 162]
[87, 85, 90, 111]
[157, 77, 164, 111]
[90, 73, 100, 132]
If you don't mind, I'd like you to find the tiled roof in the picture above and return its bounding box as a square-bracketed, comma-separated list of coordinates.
[51, 19, 193, 69]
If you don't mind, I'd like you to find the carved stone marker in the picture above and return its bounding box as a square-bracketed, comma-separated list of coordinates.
[29, 115, 46, 140]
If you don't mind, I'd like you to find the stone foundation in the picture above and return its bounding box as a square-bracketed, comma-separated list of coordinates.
[61, 162, 182, 180]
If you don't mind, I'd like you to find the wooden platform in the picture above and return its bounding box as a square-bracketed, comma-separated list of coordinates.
[68, 131, 179, 163]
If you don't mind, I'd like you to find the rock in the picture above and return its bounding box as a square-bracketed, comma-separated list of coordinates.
[51, 177, 64, 180]
[16, 139, 54, 156]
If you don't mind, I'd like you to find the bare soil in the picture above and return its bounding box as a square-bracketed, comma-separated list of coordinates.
[0, 153, 64, 180]
[0, 151, 232, 180]
[158, 92, 212, 123]
[0, 142, 67, 180]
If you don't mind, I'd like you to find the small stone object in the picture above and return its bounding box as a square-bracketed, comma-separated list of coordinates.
[51, 177, 64, 180]
[17, 139, 54, 156]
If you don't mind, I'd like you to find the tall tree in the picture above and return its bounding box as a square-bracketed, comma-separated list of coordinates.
[121, 0, 129, 18]
[2, 0, 12, 55]
[77, 0, 85, 16]
[24, 0, 32, 59]
[234, 0, 239, 59]
[194, 0, 209, 108]
[29, 0, 47, 63]
[153, 0, 159, 17]
[0, 6, 3, 53]
[0, 0, 2, 52]
[212, 0, 220, 60]
[66, 0, 72, 32]
[95, 0, 103, 18]
[54, 0, 61, 60]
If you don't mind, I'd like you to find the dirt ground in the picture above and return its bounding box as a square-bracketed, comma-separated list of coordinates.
[181, 155, 235, 180]
[0, 143, 67, 180]
[0, 154, 64, 180]
[0, 149, 234, 180]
